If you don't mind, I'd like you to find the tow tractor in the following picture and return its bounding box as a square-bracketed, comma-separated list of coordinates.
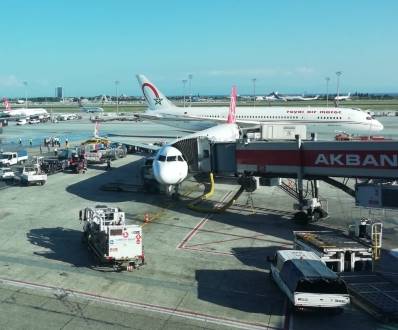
[79, 206, 144, 271]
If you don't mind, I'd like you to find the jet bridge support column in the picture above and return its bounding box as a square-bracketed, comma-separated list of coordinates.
[293, 135, 327, 224]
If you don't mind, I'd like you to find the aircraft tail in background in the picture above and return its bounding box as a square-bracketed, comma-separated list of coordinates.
[136, 74, 176, 111]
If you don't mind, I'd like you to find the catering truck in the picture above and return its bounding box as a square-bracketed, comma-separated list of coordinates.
[79, 206, 144, 271]
[268, 250, 350, 310]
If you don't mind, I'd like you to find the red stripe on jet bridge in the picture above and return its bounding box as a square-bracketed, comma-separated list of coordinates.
[236, 150, 398, 169]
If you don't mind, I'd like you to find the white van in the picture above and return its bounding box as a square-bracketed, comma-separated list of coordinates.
[268, 250, 350, 309]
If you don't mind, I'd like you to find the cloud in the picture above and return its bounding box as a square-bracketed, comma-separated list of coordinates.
[294, 66, 315, 75]
[0, 75, 22, 87]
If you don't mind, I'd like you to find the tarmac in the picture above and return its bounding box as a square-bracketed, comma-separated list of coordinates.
[0, 116, 398, 329]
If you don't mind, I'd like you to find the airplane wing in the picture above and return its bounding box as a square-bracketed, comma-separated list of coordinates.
[181, 113, 262, 129]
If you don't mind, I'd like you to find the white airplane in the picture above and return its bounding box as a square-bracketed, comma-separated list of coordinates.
[136, 75, 383, 133]
[151, 86, 240, 187]
[334, 93, 351, 101]
[281, 93, 320, 101]
[80, 106, 104, 113]
[2, 98, 48, 118]
[264, 92, 286, 102]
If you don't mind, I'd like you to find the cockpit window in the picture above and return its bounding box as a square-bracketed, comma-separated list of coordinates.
[167, 156, 177, 161]
[178, 156, 184, 161]
[158, 155, 166, 162]
[366, 116, 372, 120]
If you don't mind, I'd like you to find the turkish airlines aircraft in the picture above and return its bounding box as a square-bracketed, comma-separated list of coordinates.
[2, 98, 48, 118]
[152, 86, 240, 186]
[136, 75, 383, 133]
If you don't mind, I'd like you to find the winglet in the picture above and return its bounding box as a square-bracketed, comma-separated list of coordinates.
[227, 86, 237, 124]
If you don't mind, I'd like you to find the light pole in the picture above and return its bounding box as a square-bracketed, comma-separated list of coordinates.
[336, 71, 342, 106]
[182, 79, 187, 108]
[325, 77, 330, 107]
[23, 81, 28, 108]
[115, 80, 119, 116]
[252, 78, 257, 107]
[188, 74, 193, 107]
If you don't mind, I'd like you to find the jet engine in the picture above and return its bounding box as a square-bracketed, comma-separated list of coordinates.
[152, 145, 188, 185]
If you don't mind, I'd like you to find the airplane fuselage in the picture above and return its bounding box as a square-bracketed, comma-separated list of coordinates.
[151, 106, 383, 133]
[4, 108, 48, 118]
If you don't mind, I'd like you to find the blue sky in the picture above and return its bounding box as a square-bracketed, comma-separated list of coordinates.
[1, 0, 397, 97]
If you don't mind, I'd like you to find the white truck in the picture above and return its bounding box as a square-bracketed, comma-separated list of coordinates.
[79, 206, 145, 271]
[0, 151, 28, 166]
[14, 164, 47, 185]
[268, 250, 350, 310]
[0, 167, 15, 180]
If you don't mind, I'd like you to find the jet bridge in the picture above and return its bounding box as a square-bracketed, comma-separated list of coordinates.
[174, 136, 398, 223]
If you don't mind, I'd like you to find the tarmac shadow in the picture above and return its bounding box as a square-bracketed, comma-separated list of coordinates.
[232, 246, 282, 270]
[27, 227, 92, 268]
[66, 158, 147, 203]
[195, 269, 285, 314]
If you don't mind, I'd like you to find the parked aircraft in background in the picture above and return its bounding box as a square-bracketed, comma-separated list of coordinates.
[281, 93, 320, 101]
[80, 106, 104, 113]
[335, 93, 351, 101]
[264, 92, 286, 102]
[135, 75, 383, 133]
[261, 92, 319, 101]
[2, 98, 48, 118]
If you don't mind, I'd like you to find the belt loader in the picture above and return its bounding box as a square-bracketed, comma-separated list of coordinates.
[79, 206, 144, 271]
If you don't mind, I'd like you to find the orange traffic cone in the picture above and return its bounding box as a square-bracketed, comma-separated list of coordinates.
[144, 213, 150, 223]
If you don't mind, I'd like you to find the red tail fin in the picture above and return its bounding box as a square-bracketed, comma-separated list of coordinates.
[227, 86, 237, 124]
[2, 97, 11, 111]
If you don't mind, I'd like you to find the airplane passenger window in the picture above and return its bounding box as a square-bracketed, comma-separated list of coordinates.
[158, 155, 166, 162]
[167, 156, 177, 161]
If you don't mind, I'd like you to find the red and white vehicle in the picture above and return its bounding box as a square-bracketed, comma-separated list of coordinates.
[79, 206, 144, 271]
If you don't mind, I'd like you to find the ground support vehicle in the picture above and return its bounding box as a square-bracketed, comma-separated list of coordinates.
[0, 151, 28, 166]
[40, 158, 68, 174]
[14, 164, 47, 185]
[79, 206, 144, 271]
[0, 167, 15, 180]
[268, 250, 350, 310]
[293, 218, 382, 272]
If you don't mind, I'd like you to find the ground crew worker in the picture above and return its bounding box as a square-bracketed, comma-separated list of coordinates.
[106, 158, 111, 170]
[65, 137, 69, 147]
[29, 138, 32, 147]
[19, 138, 22, 145]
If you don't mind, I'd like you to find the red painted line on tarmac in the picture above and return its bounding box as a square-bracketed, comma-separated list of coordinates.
[176, 191, 232, 250]
[188, 235, 264, 247]
[181, 246, 235, 256]
[0, 277, 282, 330]
[176, 217, 209, 249]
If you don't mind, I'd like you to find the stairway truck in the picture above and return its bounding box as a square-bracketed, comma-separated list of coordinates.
[79, 206, 145, 271]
